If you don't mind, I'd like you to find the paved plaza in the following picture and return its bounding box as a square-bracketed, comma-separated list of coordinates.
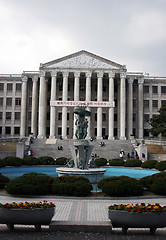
[0, 193, 166, 239]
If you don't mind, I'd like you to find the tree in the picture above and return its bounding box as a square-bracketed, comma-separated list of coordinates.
[149, 104, 166, 137]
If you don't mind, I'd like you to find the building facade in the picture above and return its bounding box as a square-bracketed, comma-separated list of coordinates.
[0, 50, 166, 140]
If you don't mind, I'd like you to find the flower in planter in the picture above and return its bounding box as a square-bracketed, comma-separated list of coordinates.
[108, 203, 166, 213]
[0, 200, 55, 209]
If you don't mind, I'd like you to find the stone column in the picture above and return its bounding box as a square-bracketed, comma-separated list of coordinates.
[62, 71, 68, 139]
[31, 76, 38, 137]
[108, 72, 115, 139]
[73, 72, 80, 138]
[38, 71, 47, 138]
[138, 77, 144, 139]
[120, 72, 126, 140]
[97, 72, 103, 139]
[86, 71, 92, 139]
[20, 76, 28, 137]
[50, 71, 57, 138]
[127, 78, 134, 138]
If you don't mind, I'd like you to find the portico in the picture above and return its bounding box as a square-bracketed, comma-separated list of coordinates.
[20, 50, 145, 140]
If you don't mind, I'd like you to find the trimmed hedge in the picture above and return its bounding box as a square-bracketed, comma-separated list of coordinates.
[150, 176, 166, 195]
[51, 176, 93, 196]
[124, 159, 142, 167]
[109, 158, 124, 166]
[94, 158, 107, 167]
[155, 161, 166, 171]
[55, 157, 68, 165]
[141, 160, 158, 169]
[23, 156, 40, 165]
[6, 172, 54, 195]
[98, 176, 144, 197]
[0, 159, 6, 168]
[38, 156, 55, 165]
[2, 156, 23, 166]
[139, 172, 166, 195]
[0, 173, 9, 189]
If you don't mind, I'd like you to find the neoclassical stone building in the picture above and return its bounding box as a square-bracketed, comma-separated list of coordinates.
[0, 50, 166, 140]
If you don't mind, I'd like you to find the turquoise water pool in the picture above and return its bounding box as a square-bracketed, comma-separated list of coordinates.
[0, 166, 160, 179]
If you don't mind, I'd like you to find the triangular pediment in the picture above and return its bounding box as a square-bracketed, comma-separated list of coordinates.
[42, 50, 123, 70]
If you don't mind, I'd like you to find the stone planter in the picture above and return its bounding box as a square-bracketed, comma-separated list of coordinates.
[0, 207, 55, 231]
[108, 210, 166, 234]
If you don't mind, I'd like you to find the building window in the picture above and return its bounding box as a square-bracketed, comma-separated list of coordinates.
[27, 112, 31, 121]
[6, 98, 12, 106]
[6, 112, 12, 120]
[161, 86, 166, 94]
[68, 84, 70, 91]
[102, 113, 106, 121]
[143, 100, 149, 108]
[28, 97, 32, 106]
[15, 112, 21, 120]
[58, 83, 63, 91]
[67, 127, 69, 135]
[95, 113, 97, 121]
[58, 127, 62, 135]
[67, 113, 69, 121]
[152, 86, 158, 94]
[0, 112, 2, 119]
[94, 128, 97, 136]
[103, 85, 106, 92]
[0, 127, 2, 134]
[143, 86, 149, 94]
[47, 112, 50, 120]
[5, 127, 11, 134]
[58, 112, 62, 120]
[133, 99, 136, 108]
[152, 100, 158, 108]
[144, 129, 149, 137]
[7, 83, 13, 91]
[0, 98, 3, 105]
[0, 83, 4, 91]
[80, 84, 85, 91]
[59, 97, 62, 100]
[133, 113, 136, 122]
[16, 83, 22, 91]
[15, 98, 21, 106]
[161, 100, 166, 106]
[144, 114, 149, 122]
[14, 127, 20, 134]
[114, 113, 117, 121]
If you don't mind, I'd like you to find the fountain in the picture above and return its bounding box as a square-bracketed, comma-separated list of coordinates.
[56, 107, 106, 184]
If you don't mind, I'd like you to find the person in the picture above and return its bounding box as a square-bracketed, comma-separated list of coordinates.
[127, 152, 130, 160]
[119, 151, 123, 159]
[131, 150, 135, 159]
[142, 153, 145, 161]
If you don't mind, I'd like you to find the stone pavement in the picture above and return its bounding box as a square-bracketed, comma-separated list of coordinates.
[0, 193, 166, 238]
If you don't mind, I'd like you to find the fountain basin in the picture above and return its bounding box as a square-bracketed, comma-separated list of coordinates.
[56, 167, 106, 184]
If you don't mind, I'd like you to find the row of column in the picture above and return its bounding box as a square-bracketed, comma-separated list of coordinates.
[20, 72, 144, 140]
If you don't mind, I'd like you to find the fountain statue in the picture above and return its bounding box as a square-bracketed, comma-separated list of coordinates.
[56, 107, 106, 184]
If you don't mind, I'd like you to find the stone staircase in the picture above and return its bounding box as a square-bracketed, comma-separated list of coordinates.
[30, 138, 134, 160]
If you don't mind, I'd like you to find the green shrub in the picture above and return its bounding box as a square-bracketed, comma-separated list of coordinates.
[98, 176, 143, 197]
[124, 159, 142, 167]
[2, 156, 23, 166]
[139, 172, 166, 190]
[109, 158, 124, 166]
[0, 173, 9, 189]
[0, 159, 6, 168]
[138, 175, 154, 190]
[155, 161, 166, 171]
[51, 176, 93, 196]
[141, 160, 158, 169]
[6, 172, 54, 195]
[55, 157, 68, 165]
[150, 176, 166, 195]
[94, 158, 107, 167]
[38, 156, 55, 165]
[23, 156, 40, 165]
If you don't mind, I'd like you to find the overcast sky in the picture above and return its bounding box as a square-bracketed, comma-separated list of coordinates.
[0, 0, 166, 76]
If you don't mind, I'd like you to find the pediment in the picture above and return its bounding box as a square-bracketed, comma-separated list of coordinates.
[42, 50, 123, 70]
